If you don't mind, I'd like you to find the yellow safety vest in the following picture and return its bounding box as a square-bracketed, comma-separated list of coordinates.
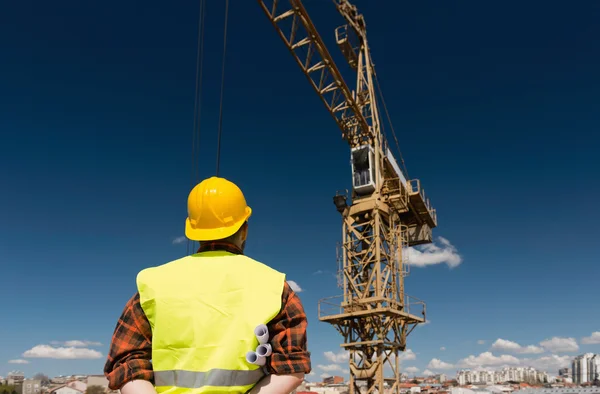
[137, 250, 286, 394]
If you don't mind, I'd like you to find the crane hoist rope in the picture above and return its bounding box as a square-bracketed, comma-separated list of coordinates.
[187, 0, 230, 254]
[188, 0, 206, 255]
[189, 0, 230, 183]
[215, 0, 230, 177]
[373, 70, 410, 181]
[191, 0, 206, 190]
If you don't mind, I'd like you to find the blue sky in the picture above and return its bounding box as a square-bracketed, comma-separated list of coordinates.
[1, 0, 599, 382]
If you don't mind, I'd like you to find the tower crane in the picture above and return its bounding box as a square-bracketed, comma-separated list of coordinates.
[257, 1, 438, 393]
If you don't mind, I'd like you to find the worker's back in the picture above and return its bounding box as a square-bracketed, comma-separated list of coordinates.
[136, 250, 286, 393]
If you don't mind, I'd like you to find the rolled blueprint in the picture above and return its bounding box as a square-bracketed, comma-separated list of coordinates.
[254, 324, 269, 345]
[256, 343, 272, 358]
[246, 350, 266, 366]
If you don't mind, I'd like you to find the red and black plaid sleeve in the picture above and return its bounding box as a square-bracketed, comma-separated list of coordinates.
[266, 281, 312, 375]
[103, 292, 154, 390]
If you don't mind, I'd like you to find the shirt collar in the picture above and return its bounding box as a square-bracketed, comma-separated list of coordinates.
[197, 241, 243, 255]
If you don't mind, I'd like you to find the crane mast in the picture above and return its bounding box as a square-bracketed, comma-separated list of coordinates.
[257, 1, 438, 393]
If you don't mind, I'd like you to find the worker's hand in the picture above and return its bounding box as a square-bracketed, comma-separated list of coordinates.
[120, 379, 157, 394]
[247, 372, 304, 394]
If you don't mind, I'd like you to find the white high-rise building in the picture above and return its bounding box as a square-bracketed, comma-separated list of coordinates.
[572, 353, 600, 384]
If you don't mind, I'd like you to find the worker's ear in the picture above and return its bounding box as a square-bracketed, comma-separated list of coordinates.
[240, 222, 248, 241]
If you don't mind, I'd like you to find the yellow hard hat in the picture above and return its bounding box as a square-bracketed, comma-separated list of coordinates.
[185, 176, 252, 241]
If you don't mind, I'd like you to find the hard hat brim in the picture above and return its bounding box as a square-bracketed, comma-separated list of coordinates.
[185, 206, 252, 242]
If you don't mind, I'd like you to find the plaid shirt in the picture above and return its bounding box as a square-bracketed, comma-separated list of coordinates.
[103, 241, 312, 390]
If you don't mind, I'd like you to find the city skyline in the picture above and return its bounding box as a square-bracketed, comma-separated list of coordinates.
[3, 354, 600, 384]
[4, 342, 600, 381]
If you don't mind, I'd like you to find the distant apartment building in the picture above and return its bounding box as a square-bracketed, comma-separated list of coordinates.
[457, 370, 495, 385]
[7, 371, 25, 385]
[435, 374, 448, 383]
[558, 368, 570, 379]
[421, 374, 447, 385]
[572, 353, 600, 384]
[22, 380, 42, 394]
[457, 367, 548, 385]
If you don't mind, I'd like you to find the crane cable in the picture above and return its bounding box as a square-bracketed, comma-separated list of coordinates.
[191, 0, 206, 187]
[374, 70, 410, 181]
[215, 0, 230, 177]
[188, 0, 207, 256]
[187, 0, 230, 254]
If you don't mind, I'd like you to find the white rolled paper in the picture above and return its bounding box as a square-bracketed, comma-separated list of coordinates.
[256, 343, 272, 358]
[245, 350, 266, 366]
[254, 324, 269, 345]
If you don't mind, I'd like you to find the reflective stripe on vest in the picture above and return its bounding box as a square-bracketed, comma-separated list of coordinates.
[137, 251, 285, 394]
[154, 368, 265, 388]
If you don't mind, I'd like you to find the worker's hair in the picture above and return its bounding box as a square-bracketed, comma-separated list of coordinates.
[212, 221, 248, 244]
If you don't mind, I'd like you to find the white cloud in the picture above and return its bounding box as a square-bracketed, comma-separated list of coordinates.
[172, 236, 187, 244]
[323, 348, 415, 366]
[521, 345, 545, 354]
[581, 332, 600, 345]
[23, 345, 103, 359]
[372, 349, 416, 362]
[405, 367, 419, 374]
[287, 280, 303, 293]
[491, 339, 544, 354]
[407, 236, 462, 268]
[539, 337, 579, 353]
[519, 354, 572, 372]
[399, 349, 417, 361]
[491, 339, 521, 351]
[427, 358, 455, 370]
[320, 373, 331, 379]
[8, 359, 29, 364]
[412, 335, 582, 376]
[318, 364, 345, 372]
[460, 354, 571, 373]
[457, 352, 520, 368]
[51, 340, 102, 347]
[65, 340, 102, 347]
[324, 350, 348, 364]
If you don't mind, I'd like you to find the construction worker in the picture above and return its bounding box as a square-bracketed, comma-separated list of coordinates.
[104, 176, 311, 394]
